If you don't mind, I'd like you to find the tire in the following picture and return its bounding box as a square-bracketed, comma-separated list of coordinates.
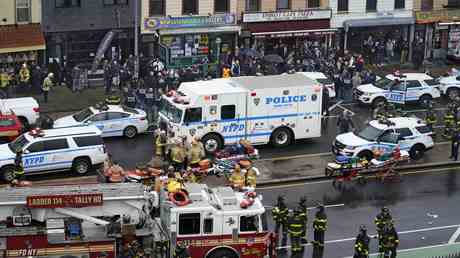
[123, 126, 137, 139]
[72, 157, 91, 175]
[18, 117, 30, 131]
[357, 150, 373, 161]
[201, 134, 223, 154]
[409, 144, 425, 160]
[206, 248, 238, 258]
[447, 88, 460, 101]
[270, 127, 293, 148]
[1, 166, 15, 182]
[372, 97, 387, 109]
[419, 94, 432, 106]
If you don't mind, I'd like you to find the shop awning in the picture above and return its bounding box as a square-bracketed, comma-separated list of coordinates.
[246, 19, 330, 35]
[158, 25, 241, 36]
[0, 24, 46, 54]
[253, 28, 337, 38]
[344, 17, 415, 31]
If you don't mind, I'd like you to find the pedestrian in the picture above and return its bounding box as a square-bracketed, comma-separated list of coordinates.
[353, 226, 370, 258]
[31, 65, 42, 93]
[400, 39, 409, 64]
[322, 87, 330, 116]
[79, 67, 88, 91]
[42, 73, 54, 103]
[333, 68, 342, 100]
[450, 130, 460, 161]
[103, 60, 112, 94]
[272, 196, 289, 247]
[231, 59, 240, 77]
[381, 224, 399, 258]
[0, 68, 10, 98]
[288, 208, 305, 254]
[352, 72, 362, 92]
[341, 69, 353, 103]
[72, 65, 81, 92]
[337, 111, 354, 134]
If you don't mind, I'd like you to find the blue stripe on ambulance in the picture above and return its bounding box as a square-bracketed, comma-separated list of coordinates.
[189, 112, 321, 125]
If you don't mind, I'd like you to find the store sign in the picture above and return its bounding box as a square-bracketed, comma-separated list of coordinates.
[243, 9, 331, 23]
[416, 9, 460, 23]
[144, 14, 236, 31]
[26, 193, 103, 208]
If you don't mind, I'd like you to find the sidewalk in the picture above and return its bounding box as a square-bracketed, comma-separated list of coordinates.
[255, 142, 456, 184]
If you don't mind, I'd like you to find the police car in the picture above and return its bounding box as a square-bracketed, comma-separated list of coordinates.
[332, 117, 434, 160]
[439, 74, 460, 100]
[354, 73, 441, 107]
[53, 104, 148, 138]
[0, 126, 107, 181]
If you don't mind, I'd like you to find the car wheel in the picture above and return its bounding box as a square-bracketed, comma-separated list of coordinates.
[409, 144, 425, 160]
[271, 127, 293, 148]
[447, 88, 460, 101]
[123, 126, 137, 139]
[372, 98, 387, 109]
[206, 249, 238, 258]
[419, 94, 432, 106]
[357, 150, 373, 161]
[73, 158, 91, 175]
[1, 166, 15, 182]
[201, 134, 223, 154]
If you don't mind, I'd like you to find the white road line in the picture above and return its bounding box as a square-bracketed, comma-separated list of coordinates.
[448, 226, 460, 243]
[328, 100, 344, 111]
[337, 104, 356, 116]
[343, 242, 460, 258]
[277, 224, 460, 250]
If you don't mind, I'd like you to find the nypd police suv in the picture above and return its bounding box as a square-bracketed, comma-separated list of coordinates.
[53, 104, 148, 138]
[333, 117, 434, 160]
[354, 73, 441, 107]
[0, 126, 107, 181]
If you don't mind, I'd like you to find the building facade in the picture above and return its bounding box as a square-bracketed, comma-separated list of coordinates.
[414, 0, 460, 61]
[0, 0, 45, 65]
[42, 0, 138, 65]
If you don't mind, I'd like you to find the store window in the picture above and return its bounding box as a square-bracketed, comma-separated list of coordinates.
[16, 0, 30, 23]
[183, 0, 198, 15]
[421, 0, 433, 10]
[337, 0, 348, 12]
[179, 213, 201, 235]
[149, 0, 165, 16]
[448, 0, 460, 7]
[55, 0, 81, 8]
[246, 0, 260, 12]
[276, 0, 290, 10]
[215, 0, 229, 13]
[308, 0, 320, 8]
[103, 0, 128, 5]
[394, 0, 405, 9]
[366, 0, 377, 12]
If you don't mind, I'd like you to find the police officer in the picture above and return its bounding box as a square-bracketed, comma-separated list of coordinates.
[354, 226, 370, 258]
[288, 209, 305, 254]
[169, 139, 186, 172]
[375, 207, 393, 252]
[297, 197, 308, 243]
[187, 137, 205, 168]
[272, 196, 289, 247]
[174, 242, 191, 258]
[124, 87, 137, 108]
[381, 224, 399, 258]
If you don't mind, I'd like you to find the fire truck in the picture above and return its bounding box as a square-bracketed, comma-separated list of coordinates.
[0, 182, 274, 258]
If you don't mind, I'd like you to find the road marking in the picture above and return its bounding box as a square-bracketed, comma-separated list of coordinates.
[343, 242, 460, 258]
[277, 224, 460, 250]
[328, 100, 344, 112]
[337, 104, 356, 116]
[449, 226, 460, 243]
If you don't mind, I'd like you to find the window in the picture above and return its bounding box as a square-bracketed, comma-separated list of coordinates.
[448, 0, 460, 7]
[55, 0, 81, 8]
[27, 142, 44, 153]
[0, 118, 17, 127]
[182, 0, 198, 15]
[395, 128, 413, 138]
[424, 79, 439, 86]
[179, 213, 200, 235]
[240, 216, 258, 232]
[406, 80, 422, 89]
[149, 0, 165, 16]
[246, 0, 260, 12]
[394, 0, 405, 9]
[416, 125, 432, 134]
[16, 0, 30, 23]
[421, 0, 433, 11]
[64, 218, 82, 240]
[337, 0, 348, 12]
[107, 112, 130, 120]
[215, 0, 229, 13]
[89, 113, 108, 122]
[379, 130, 398, 144]
[391, 82, 406, 91]
[103, 0, 128, 5]
[277, 0, 290, 10]
[184, 108, 202, 123]
[73, 136, 104, 147]
[308, 0, 320, 8]
[203, 218, 213, 234]
[221, 105, 236, 120]
[366, 0, 377, 12]
[43, 139, 69, 151]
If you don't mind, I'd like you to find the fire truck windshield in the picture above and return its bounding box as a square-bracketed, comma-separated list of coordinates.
[159, 98, 183, 124]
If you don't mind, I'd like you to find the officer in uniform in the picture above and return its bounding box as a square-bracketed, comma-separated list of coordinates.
[297, 197, 308, 243]
[169, 139, 186, 172]
[375, 207, 393, 252]
[187, 137, 205, 168]
[272, 196, 289, 247]
[228, 164, 245, 190]
[288, 209, 305, 254]
[381, 224, 399, 258]
[354, 225, 371, 258]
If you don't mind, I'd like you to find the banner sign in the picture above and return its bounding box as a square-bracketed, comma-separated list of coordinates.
[416, 9, 460, 23]
[243, 9, 331, 23]
[26, 193, 103, 208]
[144, 14, 236, 31]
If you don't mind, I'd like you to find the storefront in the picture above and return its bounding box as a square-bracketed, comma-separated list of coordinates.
[142, 14, 240, 68]
[415, 9, 460, 61]
[0, 24, 45, 66]
[241, 9, 334, 55]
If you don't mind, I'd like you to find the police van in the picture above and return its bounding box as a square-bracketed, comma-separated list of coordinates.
[158, 73, 322, 153]
[332, 117, 434, 160]
[0, 126, 107, 181]
[354, 73, 441, 107]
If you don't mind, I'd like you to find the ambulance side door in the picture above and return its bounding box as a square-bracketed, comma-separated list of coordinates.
[218, 93, 245, 145]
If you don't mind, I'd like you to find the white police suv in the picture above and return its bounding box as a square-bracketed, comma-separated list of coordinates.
[354, 73, 441, 107]
[332, 117, 434, 160]
[53, 104, 148, 138]
[439, 75, 460, 100]
[0, 126, 107, 181]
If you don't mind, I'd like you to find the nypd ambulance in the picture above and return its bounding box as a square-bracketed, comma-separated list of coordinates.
[333, 117, 434, 160]
[0, 126, 107, 181]
[158, 73, 323, 153]
[354, 73, 441, 107]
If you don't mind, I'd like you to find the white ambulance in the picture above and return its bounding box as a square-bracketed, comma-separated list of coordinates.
[158, 73, 323, 153]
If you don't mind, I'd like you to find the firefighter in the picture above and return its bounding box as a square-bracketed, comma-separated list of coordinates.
[167, 170, 182, 193]
[170, 138, 186, 172]
[375, 207, 393, 252]
[425, 105, 437, 133]
[354, 225, 371, 258]
[12, 150, 25, 184]
[187, 136, 205, 168]
[288, 209, 305, 254]
[445, 102, 457, 139]
[240, 160, 258, 189]
[381, 224, 399, 258]
[42, 73, 54, 103]
[228, 164, 245, 190]
[272, 196, 289, 247]
[312, 205, 328, 247]
[174, 242, 191, 258]
[297, 197, 308, 243]
[222, 65, 231, 78]
[0, 68, 10, 98]
[18, 63, 30, 92]
[155, 130, 167, 160]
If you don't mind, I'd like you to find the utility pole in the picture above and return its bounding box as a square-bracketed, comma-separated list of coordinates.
[134, 0, 139, 79]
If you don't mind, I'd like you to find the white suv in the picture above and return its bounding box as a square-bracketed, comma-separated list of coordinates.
[0, 126, 107, 181]
[333, 117, 434, 160]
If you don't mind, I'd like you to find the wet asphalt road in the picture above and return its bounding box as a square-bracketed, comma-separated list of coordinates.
[258, 168, 460, 258]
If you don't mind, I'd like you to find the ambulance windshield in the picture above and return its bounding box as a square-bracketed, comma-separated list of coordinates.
[159, 98, 183, 124]
[357, 124, 383, 141]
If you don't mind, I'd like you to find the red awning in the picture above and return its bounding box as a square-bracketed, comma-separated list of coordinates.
[246, 19, 331, 34]
[0, 24, 46, 54]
